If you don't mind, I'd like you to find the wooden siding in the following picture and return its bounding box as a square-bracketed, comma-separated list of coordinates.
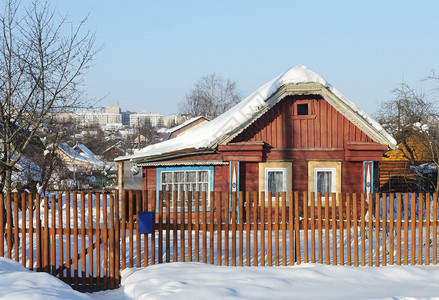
[379, 161, 418, 193]
[232, 95, 373, 148]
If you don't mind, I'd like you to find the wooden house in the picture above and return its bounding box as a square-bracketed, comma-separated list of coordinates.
[116, 65, 396, 206]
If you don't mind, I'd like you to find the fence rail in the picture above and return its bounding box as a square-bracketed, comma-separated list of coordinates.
[0, 190, 438, 291]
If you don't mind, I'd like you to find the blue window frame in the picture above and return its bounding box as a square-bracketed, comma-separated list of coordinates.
[156, 166, 214, 212]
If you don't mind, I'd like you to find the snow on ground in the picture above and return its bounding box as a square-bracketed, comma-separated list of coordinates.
[0, 257, 90, 300]
[2, 256, 439, 299]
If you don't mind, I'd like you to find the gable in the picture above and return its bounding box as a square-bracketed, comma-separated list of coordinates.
[232, 94, 374, 149]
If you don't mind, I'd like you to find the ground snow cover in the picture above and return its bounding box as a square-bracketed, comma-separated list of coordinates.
[0, 257, 89, 299]
[1, 256, 439, 299]
[115, 263, 439, 300]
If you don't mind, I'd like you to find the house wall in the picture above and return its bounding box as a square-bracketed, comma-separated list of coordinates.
[233, 95, 373, 148]
[233, 95, 378, 195]
[140, 95, 385, 195]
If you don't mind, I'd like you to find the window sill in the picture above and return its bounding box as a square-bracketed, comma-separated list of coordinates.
[292, 115, 316, 120]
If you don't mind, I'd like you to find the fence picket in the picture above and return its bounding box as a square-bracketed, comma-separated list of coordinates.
[368, 194, 373, 267]
[173, 191, 178, 263]
[338, 193, 344, 266]
[274, 192, 279, 266]
[346, 193, 351, 266]
[294, 192, 300, 265]
[418, 193, 423, 265]
[254, 191, 259, 267]
[325, 193, 330, 265]
[396, 193, 402, 265]
[14, 194, 19, 262]
[224, 192, 229, 266]
[281, 192, 286, 266]
[289, 192, 293, 266]
[390, 193, 395, 265]
[303, 192, 308, 264]
[80, 193, 86, 288]
[0, 195, 3, 258]
[194, 192, 199, 263]
[267, 192, 272, 267]
[311, 192, 316, 264]
[188, 191, 192, 263]
[403, 194, 409, 265]
[65, 193, 71, 281]
[375, 193, 380, 267]
[202, 191, 207, 264]
[217, 192, 222, 266]
[58, 193, 64, 280]
[332, 193, 336, 266]
[382, 193, 387, 266]
[317, 192, 323, 264]
[433, 194, 437, 265]
[209, 192, 214, 265]
[180, 191, 185, 263]
[411, 193, 416, 265]
[231, 192, 237, 266]
[360, 194, 365, 267]
[21, 193, 26, 267]
[136, 191, 141, 268]
[426, 193, 430, 265]
[353, 194, 358, 267]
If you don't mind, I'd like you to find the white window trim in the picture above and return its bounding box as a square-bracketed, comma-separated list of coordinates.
[313, 167, 336, 200]
[264, 167, 287, 201]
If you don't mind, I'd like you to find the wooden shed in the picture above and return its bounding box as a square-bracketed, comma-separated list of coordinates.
[116, 65, 396, 207]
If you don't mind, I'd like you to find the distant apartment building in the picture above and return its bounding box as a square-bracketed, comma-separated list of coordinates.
[130, 112, 165, 128]
[55, 105, 167, 129]
[80, 111, 122, 127]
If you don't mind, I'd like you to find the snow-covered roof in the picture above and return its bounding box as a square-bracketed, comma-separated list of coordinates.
[59, 143, 112, 170]
[116, 65, 396, 162]
[166, 116, 210, 134]
[74, 144, 96, 158]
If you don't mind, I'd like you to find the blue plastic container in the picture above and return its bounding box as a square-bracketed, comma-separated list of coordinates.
[138, 212, 154, 234]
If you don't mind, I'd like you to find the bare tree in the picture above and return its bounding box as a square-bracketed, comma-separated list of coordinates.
[178, 73, 242, 119]
[0, 0, 99, 193]
[376, 81, 439, 192]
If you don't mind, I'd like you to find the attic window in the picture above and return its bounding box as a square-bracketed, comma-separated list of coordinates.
[297, 104, 308, 115]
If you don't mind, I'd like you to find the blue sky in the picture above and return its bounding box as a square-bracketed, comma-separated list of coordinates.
[53, 0, 439, 116]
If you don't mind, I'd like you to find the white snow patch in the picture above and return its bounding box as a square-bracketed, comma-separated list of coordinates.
[0, 257, 90, 299]
[104, 262, 439, 300]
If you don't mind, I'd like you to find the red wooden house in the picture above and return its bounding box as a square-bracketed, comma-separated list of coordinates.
[116, 65, 396, 207]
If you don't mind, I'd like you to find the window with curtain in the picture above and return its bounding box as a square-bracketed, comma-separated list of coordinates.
[265, 168, 286, 201]
[314, 168, 336, 200]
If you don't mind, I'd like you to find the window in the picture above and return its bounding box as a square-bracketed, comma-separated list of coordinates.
[264, 168, 286, 201]
[314, 168, 336, 199]
[297, 103, 308, 115]
[308, 161, 341, 205]
[157, 167, 213, 211]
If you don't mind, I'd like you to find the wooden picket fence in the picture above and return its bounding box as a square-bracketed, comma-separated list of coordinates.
[0, 192, 120, 291]
[0, 190, 438, 292]
[123, 190, 438, 268]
